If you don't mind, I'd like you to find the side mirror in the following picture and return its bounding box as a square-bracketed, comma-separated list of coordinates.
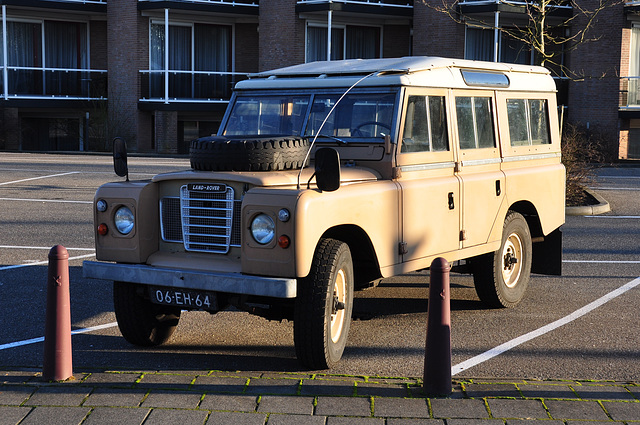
[314, 148, 340, 192]
[113, 137, 129, 181]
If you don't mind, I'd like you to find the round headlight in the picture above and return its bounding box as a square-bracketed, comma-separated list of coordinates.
[114, 206, 135, 235]
[251, 214, 275, 245]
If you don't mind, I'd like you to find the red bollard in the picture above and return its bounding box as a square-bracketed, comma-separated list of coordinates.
[43, 245, 73, 381]
[423, 257, 452, 397]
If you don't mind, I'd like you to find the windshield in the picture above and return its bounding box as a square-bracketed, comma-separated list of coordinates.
[222, 92, 396, 140]
[224, 95, 310, 137]
[305, 93, 395, 139]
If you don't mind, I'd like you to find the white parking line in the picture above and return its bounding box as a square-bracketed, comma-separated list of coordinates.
[0, 253, 96, 271]
[0, 167, 158, 177]
[0, 249, 115, 351]
[564, 260, 640, 264]
[589, 187, 640, 191]
[584, 215, 640, 219]
[0, 172, 80, 186]
[0, 198, 92, 204]
[0, 322, 119, 351]
[0, 245, 95, 251]
[452, 276, 640, 375]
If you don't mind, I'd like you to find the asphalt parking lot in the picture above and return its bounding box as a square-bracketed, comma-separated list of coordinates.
[1, 153, 639, 382]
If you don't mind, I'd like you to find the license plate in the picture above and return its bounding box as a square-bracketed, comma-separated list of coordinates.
[149, 287, 217, 311]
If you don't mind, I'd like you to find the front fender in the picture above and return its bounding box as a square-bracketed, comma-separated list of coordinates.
[294, 181, 400, 278]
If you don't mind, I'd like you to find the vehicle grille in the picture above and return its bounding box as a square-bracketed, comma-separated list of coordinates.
[160, 185, 242, 253]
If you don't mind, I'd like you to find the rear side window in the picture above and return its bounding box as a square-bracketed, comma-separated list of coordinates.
[455, 96, 495, 149]
[402, 95, 449, 153]
[506, 98, 551, 146]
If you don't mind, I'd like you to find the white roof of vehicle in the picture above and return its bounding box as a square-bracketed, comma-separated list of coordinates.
[236, 56, 556, 92]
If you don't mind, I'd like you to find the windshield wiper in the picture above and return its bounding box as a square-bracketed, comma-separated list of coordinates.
[315, 134, 348, 145]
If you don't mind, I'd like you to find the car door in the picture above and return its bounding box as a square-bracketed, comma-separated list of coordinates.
[397, 89, 461, 266]
[452, 90, 506, 249]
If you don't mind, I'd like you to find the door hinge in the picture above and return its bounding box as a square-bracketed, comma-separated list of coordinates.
[398, 242, 408, 255]
[459, 230, 467, 241]
[392, 167, 402, 179]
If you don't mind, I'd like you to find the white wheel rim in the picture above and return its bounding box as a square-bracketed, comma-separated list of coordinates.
[502, 233, 523, 288]
[330, 269, 346, 343]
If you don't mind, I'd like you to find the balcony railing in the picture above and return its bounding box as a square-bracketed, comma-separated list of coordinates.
[297, 0, 413, 7]
[47, 0, 106, 2]
[620, 76, 640, 108]
[139, 70, 249, 103]
[1, 67, 107, 100]
[459, 0, 570, 5]
[138, 0, 257, 5]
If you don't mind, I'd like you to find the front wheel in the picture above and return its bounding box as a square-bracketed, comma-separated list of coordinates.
[472, 211, 532, 308]
[113, 281, 181, 346]
[294, 239, 354, 369]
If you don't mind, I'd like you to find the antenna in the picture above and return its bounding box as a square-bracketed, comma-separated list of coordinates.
[296, 71, 378, 190]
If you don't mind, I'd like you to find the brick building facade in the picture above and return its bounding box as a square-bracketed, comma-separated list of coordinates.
[1, 0, 639, 159]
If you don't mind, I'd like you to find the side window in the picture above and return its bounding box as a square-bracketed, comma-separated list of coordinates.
[506, 99, 529, 146]
[529, 99, 550, 145]
[455, 96, 496, 149]
[401, 95, 449, 153]
[506, 98, 551, 146]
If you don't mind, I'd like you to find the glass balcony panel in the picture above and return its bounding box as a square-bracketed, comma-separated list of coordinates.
[459, 0, 569, 4]
[140, 0, 257, 4]
[140, 70, 247, 101]
[9, 69, 44, 95]
[627, 77, 640, 107]
[3, 68, 106, 99]
[297, 0, 412, 5]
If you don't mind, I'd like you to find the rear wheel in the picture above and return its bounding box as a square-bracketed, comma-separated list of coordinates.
[113, 281, 181, 346]
[294, 239, 354, 369]
[473, 211, 532, 308]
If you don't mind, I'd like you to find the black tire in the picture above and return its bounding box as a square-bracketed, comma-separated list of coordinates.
[113, 281, 181, 346]
[294, 239, 354, 369]
[189, 136, 309, 171]
[472, 211, 532, 308]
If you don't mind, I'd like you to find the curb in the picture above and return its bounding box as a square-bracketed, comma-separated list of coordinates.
[566, 188, 610, 216]
[1, 370, 639, 423]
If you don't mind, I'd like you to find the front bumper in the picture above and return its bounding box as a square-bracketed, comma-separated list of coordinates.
[82, 261, 297, 299]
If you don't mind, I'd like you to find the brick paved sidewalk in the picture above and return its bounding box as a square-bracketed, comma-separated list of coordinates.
[1, 369, 639, 424]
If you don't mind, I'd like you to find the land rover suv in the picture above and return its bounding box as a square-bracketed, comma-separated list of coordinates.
[84, 56, 565, 369]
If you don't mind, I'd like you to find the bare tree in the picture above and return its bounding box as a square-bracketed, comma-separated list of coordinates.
[424, 0, 622, 80]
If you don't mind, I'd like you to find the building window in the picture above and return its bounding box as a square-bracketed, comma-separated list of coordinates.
[306, 23, 380, 62]
[465, 26, 531, 64]
[307, 26, 344, 62]
[465, 27, 494, 62]
[1, 19, 89, 97]
[149, 21, 231, 99]
[628, 25, 640, 106]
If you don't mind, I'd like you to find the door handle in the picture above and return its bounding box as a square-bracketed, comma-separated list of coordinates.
[448, 192, 455, 210]
[495, 180, 501, 196]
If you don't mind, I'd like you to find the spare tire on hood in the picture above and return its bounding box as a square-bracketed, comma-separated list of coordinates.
[190, 136, 310, 171]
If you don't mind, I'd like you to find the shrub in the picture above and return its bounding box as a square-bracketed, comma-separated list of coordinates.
[561, 123, 610, 206]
